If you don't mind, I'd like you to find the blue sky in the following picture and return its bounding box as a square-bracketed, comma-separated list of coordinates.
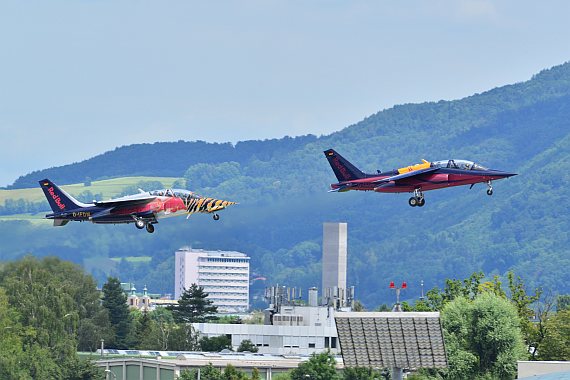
[1, 1, 569, 186]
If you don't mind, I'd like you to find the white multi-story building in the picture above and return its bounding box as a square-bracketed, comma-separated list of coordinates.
[175, 247, 250, 313]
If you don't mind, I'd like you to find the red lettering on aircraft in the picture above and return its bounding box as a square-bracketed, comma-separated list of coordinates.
[47, 187, 66, 210]
[332, 157, 351, 180]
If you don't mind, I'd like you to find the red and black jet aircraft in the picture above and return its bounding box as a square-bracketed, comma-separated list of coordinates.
[324, 149, 516, 207]
[39, 179, 236, 233]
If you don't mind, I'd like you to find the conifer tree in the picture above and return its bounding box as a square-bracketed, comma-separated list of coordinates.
[134, 310, 152, 349]
[170, 284, 218, 323]
[102, 277, 132, 348]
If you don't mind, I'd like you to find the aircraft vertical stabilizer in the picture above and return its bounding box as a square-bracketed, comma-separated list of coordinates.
[323, 149, 367, 181]
[39, 179, 88, 212]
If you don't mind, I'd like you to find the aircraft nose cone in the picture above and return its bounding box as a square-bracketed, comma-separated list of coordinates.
[501, 172, 517, 178]
[489, 170, 517, 178]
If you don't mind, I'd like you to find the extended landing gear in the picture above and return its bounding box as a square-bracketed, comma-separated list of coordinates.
[212, 213, 220, 221]
[408, 189, 425, 207]
[486, 181, 493, 196]
[133, 217, 155, 233]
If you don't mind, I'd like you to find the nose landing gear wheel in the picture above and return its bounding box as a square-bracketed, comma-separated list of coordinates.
[135, 219, 145, 229]
[408, 197, 418, 207]
[487, 189, 493, 196]
[145, 224, 155, 233]
[213, 213, 220, 221]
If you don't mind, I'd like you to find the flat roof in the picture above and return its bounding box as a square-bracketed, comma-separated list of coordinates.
[177, 247, 248, 258]
[95, 351, 345, 369]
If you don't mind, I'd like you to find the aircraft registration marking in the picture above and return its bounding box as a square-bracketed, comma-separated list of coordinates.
[72, 212, 91, 218]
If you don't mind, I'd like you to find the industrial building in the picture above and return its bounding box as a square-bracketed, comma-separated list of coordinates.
[174, 247, 250, 313]
[194, 293, 340, 355]
[191, 222, 354, 355]
[175, 223, 354, 355]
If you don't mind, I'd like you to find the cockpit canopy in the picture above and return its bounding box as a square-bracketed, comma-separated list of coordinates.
[432, 159, 487, 171]
[148, 189, 202, 200]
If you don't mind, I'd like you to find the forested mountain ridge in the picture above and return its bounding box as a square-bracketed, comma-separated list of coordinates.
[1, 62, 569, 307]
[7, 135, 318, 189]
[9, 62, 570, 190]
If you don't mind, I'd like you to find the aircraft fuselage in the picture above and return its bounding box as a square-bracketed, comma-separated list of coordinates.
[324, 149, 516, 207]
[331, 168, 515, 193]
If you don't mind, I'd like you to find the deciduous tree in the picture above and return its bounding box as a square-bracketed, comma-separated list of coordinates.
[538, 309, 570, 360]
[290, 351, 341, 380]
[237, 339, 258, 353]
[442, 293, 526, 379]
[0, 257, 105, 379]
[200, 335, 232, 352]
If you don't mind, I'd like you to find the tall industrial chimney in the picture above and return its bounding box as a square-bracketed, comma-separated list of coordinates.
[322, 222, 347, 306]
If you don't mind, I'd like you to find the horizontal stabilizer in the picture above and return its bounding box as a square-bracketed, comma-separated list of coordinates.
[328, 185, 351, 192]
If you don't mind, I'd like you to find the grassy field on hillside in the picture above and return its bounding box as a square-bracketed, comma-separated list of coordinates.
[0, 213, 48, 224]
[110, 256, 152, 264]
[0, 176, 180, 204]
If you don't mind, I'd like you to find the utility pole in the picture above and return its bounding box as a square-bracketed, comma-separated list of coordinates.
[389, 281, 407, 312]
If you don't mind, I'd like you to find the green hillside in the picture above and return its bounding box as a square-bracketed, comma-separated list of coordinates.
[0, 176, 179, 204]
[1, 63, 569, 307]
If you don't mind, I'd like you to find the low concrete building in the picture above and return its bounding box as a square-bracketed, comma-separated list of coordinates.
[96, 351, 344, 380]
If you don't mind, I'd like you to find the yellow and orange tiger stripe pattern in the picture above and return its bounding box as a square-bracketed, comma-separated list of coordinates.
[184, 197, 236, 215]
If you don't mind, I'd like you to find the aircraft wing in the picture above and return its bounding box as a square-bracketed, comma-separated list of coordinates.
[373, 167, 439, 184]
[94, 194, 156, 208]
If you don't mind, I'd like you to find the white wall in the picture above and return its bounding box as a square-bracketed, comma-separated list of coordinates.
[193, 322, 340, 355]
[518, 361, 570, 378]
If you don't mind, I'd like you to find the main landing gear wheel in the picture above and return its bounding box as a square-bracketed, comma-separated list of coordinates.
[409, 188, 425, 207]
[146, 223, 155, 233]
[487, 189, 493, 196]
[135, 219, 145, 229]
[212, 213, 220, 221]
[486, 180, 493, 196]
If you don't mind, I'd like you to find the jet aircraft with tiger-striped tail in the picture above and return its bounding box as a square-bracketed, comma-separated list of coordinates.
[39, 179, 236, 233]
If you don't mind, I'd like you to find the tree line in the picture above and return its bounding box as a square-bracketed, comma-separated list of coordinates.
[0, 256, 567, 379]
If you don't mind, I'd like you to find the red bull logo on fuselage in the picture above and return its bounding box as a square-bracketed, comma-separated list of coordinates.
[48, 186, 66, 210]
